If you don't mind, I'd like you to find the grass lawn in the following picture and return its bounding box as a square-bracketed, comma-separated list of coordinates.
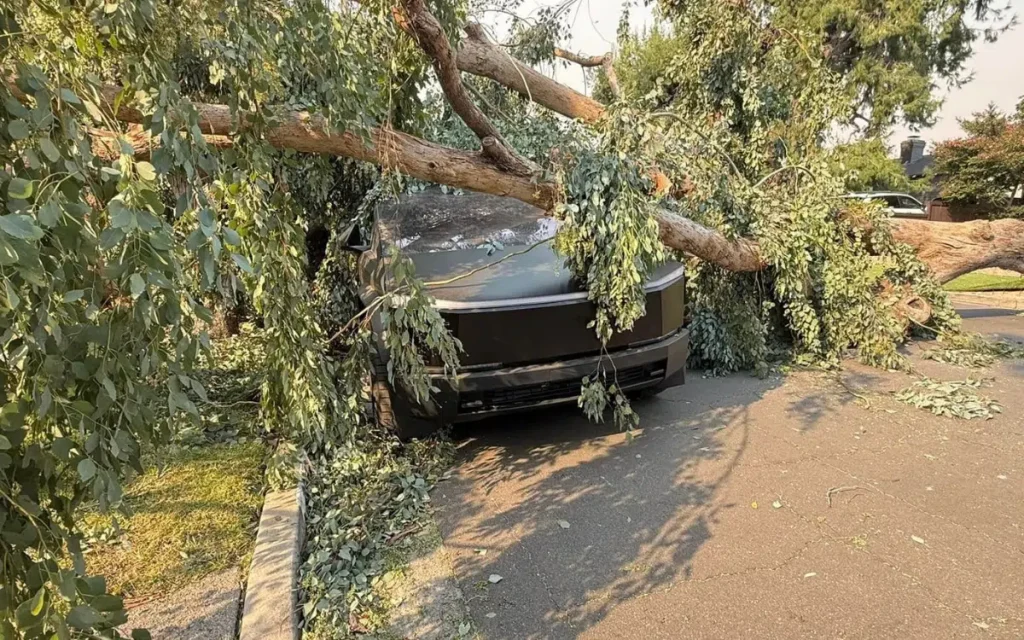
[83, 441, 265, 599]
[944, 272, 1024, 292]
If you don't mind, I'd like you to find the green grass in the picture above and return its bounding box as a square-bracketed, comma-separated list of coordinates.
[944, 272, 1024, 292]
[83, 442, 266, 598]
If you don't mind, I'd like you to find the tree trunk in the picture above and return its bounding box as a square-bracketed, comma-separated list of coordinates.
[889, 218, 1024, 283]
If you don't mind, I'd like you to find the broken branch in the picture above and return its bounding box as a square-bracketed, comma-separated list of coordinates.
[554, 48, 620, 98]
[400, 0, 536, 176]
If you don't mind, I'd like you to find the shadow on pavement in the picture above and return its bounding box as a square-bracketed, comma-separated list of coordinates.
[435, 374, 783, 639]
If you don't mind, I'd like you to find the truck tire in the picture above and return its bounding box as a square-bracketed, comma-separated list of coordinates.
[370, 351, 398, 433]
[369, 350, 441, 441]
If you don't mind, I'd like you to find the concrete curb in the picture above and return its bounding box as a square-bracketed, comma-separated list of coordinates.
[950, 291, 1024, 310]
[239, 483, 305, 640]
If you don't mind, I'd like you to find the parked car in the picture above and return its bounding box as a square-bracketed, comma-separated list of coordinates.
[343, 191, 690, 439]
[843, 192, 927, 218]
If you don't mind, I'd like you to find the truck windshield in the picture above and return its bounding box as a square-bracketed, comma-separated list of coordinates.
[376, 191, 558, 253]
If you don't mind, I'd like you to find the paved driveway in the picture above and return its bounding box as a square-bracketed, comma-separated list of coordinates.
[434, 308, 1024, 639]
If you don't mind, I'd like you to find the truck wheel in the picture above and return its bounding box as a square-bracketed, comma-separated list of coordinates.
[369, 351, 440, 441]
[370, 353, 398, 433]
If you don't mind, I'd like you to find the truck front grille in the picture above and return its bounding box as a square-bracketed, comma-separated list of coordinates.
[457, 360, 666, 414]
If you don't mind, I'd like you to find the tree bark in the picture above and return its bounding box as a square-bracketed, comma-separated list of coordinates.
[459, 24, 607, 124]
[399, 0, 536, 176]
[553, 48, 620, 98]
[889, 218, 1024, 283]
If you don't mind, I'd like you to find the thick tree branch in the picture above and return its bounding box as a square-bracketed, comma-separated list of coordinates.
[14, 74, 1021, 287]
[7, 79, 558, 208]
[399, 0, 536, 176]
[459, 23, 607, 124]
[553, 48, 608, 67]
[554, 48, 620, 98]
[89, 125, 232, 161]
[889, 218, 1024, 283]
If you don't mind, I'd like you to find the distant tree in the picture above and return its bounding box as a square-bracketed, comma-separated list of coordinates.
[610, 1, 1013, 136]
[829, 139, 922, 194]
[934, 102, 1024, 218]
[770, 0, 1015, 135]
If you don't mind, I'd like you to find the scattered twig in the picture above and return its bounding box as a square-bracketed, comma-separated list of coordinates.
[387, 523, 423, 546]
[423, 238, 553, 287]
[831, 374, 872, 408]
[826, 485, 867, 508]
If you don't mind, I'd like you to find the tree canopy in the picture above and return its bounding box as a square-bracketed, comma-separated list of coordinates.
[1, 0, 1023, 637]
[934, 101, 1024, 218]
[829, 138, 923, 194]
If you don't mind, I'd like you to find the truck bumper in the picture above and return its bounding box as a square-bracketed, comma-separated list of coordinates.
[398, 327, 689, 426]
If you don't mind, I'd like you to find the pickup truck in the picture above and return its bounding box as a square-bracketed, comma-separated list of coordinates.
[346, 191, 689, 439]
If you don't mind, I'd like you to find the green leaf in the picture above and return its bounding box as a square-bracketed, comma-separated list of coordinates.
[99, 227, 126, 250]
[101, 377, 117, 401]
[14, 588, 45, 628]
[0, 435, 10, 450]
[66, 604, 103, 629]
[136, 161, 156, 181]
[232, 253, 253, 273]
[0, 214, 44, 240]
[84, 99, 105, 122]
[39, 138, 61, 162]
[5, 280, 20, 310]
[109, 201, 134, 229]
[38, 199, 61, 227]
[63, 290, 85, 303]
[29, 587, 45, 616]
[132, 629, 153, 640]
[7, 177, 33, 200]
[77, 459, 97, 482]
[59, 88, 81, 105]
[7, 119, 29, 140]
[223, 227, 241, 245]
[130, 273, 146, 298]
[0, 237, 17, 265]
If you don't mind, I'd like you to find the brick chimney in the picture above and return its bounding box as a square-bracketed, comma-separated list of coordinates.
[900, 136, 926, 165]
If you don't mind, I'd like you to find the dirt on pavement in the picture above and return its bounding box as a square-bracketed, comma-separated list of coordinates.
[432, 308, 1024, 639]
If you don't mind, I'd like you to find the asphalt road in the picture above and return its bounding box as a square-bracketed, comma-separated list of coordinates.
[434, 306, 1024, 639]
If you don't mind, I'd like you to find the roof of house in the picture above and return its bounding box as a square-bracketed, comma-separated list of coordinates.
[903, 154, 934, 179]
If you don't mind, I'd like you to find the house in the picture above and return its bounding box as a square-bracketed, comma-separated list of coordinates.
[900, 136, 933, 180]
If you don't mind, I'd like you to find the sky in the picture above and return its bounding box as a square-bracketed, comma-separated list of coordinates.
[511, 0, 1024, 156]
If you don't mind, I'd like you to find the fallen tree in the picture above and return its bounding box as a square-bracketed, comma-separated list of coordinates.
[887, 218, 1024, 283]
[14, 0, 1015, 288]
[13, 80, 1020, 285]
[6, 2, 1022, 636]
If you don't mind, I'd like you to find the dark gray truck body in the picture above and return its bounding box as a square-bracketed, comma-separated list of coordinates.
[354, 191, 689, 437]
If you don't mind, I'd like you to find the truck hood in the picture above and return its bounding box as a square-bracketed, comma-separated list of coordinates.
[413, 243, 684, 310]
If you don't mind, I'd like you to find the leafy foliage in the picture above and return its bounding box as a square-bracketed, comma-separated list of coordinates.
[0, 0, 452, 635]
[616, 0, 1012, 133]
[895, 377, 1002, 419]
[767, 0, 1013, 133]
[555, 148, 666, 342]
[922, 332, 1024, 368]
[300, 428, 453, 636]
[933, 102, 1024, 219]
[598, 0, 959, 375]
[829, 139, 923, 194]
